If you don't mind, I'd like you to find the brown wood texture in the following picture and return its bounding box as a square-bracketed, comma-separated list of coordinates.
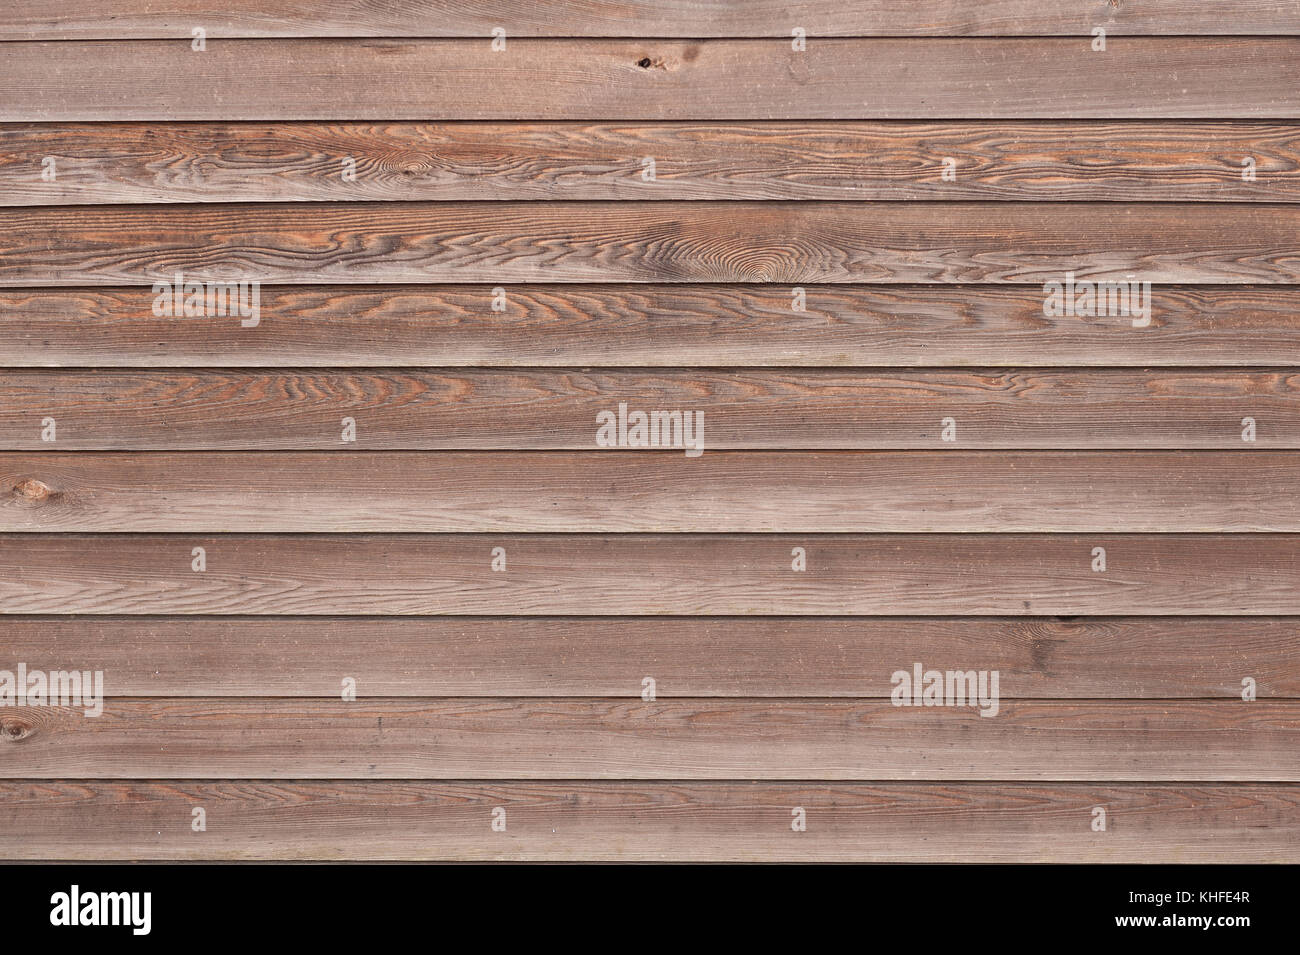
[4, 451, 1299, 532]
[0, 533, 1295, 616]
[4, 39, 1299, 122]
[0, 781, 1294, 862]
[1, 700, 1295, 780]
[5, 122, 1300, 204]
[4, 285, 1299, 368]
[4, 202, 1299, 285]
[3, 616, 1295, 698]
[5, 1, 1299, 39]
[2, 369, 1295, 449]
[5, 7, 1298, 866]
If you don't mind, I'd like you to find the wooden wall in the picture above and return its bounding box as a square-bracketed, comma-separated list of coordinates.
[1, 1, 1298, 862]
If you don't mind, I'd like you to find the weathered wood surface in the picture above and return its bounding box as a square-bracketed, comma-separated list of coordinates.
[5, 202, 1299, 285]
[0, 782, 1294, 862]
[4, 452, 1298, 532]
[5, 1, 1299, 39]
[1, 700, 1295, 780]
[2, 369, 1294, 449]
[6, 1, 1299, 868]
[0, 534, 1295, 615]
[5, 122, 1299, 204]
[3, 616, 1295, 698]
[4, 39, 1298, 122]
[4, 285, 1298, 368]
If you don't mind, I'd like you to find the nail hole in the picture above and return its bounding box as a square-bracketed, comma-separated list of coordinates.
[637, 57, 652, 68]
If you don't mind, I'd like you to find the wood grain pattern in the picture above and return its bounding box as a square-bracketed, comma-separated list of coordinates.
[5, 202, 1300, 286]
[1, 534, 1295, 616]
[4, 39, 1298, 122]
[2, 369, 1295, 450]
[6, 3, 1299, 868]
[1, 781, 1295, 862]
[5, 1, 1299, 39]
[5, 451, 1299, 532]
[5, 284, 1299, 368]
[6, 122, 1299, 204]
[1, 700, 1295, 780]
[4, 616, 1295, 698]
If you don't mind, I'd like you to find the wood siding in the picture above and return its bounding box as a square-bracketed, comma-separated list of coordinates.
[2, 4, 1297, 864]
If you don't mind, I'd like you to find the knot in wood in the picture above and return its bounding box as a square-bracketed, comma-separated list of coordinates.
[0, 717, 33, 741]
[13, 477, 51, 502]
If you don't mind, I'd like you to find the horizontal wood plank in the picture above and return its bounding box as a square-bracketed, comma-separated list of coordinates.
[1, 700, 1294, 780]
[0, 534, 1295, 615]
[2, 370, 1296, 450]
[4, 285, 1299, 368]
[5, 202, 1299, 286]
[5, 122, 1300, 204]
[4, 39, 1298, 122]
[5, 451, 1299, 532]
[0, 781, 1294, 862]
[3, 616, 1295, 698]
[6, 1, 1299, 39]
